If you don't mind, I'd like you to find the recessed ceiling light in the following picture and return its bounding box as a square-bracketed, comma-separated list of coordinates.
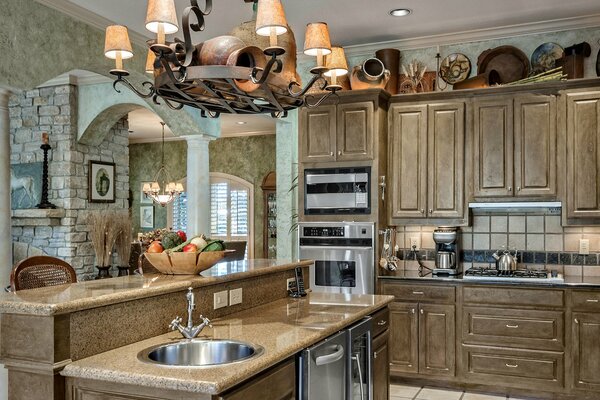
[389, 8, 411, 17]
[236, 121, 247, 125]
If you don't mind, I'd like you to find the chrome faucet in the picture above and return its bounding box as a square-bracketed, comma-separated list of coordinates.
[169, 287, 212, 339]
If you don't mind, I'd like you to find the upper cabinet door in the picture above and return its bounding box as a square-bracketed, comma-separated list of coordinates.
[566, 92, 600, 219]
[473, 98, 514, 198]
[336, 102, 374, 161]
[427, 102, 465, 218]
[389, 104, 428, 220]
[514, 95, 557, 198]
[299, 105, 337, 163]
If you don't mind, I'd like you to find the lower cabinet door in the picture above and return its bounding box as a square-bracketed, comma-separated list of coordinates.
[418, 304, 455, 377]
[219, 359, 295, 400]
[573, 312, 600, 392]
[373, 330, 390, 400]
[389, 302, 419, 374]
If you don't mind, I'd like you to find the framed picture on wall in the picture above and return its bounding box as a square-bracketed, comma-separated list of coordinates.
[140, 181, 153, 204]
[140, 206, 154, 228]
[88, 160, 116, 203]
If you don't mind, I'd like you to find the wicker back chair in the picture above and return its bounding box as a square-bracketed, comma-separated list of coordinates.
[10, 256, 77, 291]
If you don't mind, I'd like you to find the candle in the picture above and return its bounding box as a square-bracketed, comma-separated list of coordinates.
[41, 132, 49, 145]
[436, 45, 440, 55]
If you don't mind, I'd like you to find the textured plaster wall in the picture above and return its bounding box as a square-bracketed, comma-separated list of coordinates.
[129, 135, 276, 258]
[298, 26, 600, 87]
[129, 141, 188, 236]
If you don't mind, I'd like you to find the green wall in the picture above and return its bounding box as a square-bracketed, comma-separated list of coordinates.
[129, 135, 276, 258]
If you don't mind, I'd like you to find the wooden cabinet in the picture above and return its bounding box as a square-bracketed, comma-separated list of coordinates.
[473, 95, 557, 200]
[388, 102, 465, 224]
[218, 359, 295, 400]
[564, 91, 600, 221]
[384, 282, 456, 378]
[372, 307, 390, 400]
[299, 102, 374, 163]
[572, 312, 600, 392]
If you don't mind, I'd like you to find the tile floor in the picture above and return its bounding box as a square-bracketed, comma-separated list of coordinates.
[390, 383, 543, 400]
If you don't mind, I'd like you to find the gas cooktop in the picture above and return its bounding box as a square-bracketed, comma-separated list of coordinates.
[463, 267, 564, 283]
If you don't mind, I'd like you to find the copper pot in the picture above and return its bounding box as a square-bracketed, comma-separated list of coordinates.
[375, 48, 401, 94]
[226, 46, 267, 93]
[350, 58, 391, 91]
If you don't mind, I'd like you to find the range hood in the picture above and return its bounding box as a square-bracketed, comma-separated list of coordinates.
[469, 202, 562, 214]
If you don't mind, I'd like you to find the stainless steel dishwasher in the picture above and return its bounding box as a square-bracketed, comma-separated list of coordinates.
[298, 330, 347, 400]
[347, 318, 372, 400]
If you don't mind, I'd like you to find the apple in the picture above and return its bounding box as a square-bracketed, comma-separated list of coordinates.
[176, 230, 187, 242]
[183, 243, 198, 253]
[147, 241, 164, 253]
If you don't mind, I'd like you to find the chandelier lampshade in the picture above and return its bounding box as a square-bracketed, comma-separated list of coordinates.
[145, 50, 156, 74]
[255, 0, 288, 37]
[324, 46, 348, 89]
[145, 0, 179, 34]
[303, 22, 332, 57]
[104, 25, 134, 74]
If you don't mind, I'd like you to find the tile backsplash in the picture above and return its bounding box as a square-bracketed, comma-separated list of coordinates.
[394, 213, 600, 276]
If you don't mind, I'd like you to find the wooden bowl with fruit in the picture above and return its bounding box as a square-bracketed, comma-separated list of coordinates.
[143, 231, 234, 275]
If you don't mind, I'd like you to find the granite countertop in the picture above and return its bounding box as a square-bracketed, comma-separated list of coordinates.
[379, 268, 600, 288]
[60, 292, 394, 395]
[0, 259, 313, 316]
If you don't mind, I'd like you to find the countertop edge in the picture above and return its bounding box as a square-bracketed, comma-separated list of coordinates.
[0, 260, 313, 316]
[60, 295, 395, 394]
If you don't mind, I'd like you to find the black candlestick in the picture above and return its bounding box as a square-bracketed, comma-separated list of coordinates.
[36, 143, 56, 209]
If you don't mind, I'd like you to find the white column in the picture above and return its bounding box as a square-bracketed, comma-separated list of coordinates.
[0, 89, 11, 288]
[184, 135, 212, 237]
[0, 88, 11, 400]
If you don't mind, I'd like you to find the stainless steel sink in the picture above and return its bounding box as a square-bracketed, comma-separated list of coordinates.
[137, 339, 264, 367]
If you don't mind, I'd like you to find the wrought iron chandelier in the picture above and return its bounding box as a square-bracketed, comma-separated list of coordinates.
[142, 122, 184, 207]
[103, 0, 348, 118]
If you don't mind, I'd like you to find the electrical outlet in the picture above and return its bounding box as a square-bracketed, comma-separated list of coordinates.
[579, 239, 590, 255]
[229, 288, 243, 306]
[213, 290, 228, 309]
[410, 237, 420, 250]
[286, 277, 295, 291]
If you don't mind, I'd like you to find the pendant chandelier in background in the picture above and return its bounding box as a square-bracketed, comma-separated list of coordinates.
[142, 122, 183, 207]
[103, 0, 349, 118]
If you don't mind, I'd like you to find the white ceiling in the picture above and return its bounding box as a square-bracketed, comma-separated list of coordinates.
[65, 0, 600, 47]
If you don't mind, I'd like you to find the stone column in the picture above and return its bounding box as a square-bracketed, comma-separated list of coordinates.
[0, 88, 11, 400]
[184, 135, 212, 236]
[0, 89, 11, 289]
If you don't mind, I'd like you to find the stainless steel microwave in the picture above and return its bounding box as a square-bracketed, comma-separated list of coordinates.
[304, 167, 371, 215]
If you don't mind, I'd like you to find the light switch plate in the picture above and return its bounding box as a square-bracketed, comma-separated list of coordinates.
[229, 288, 242, 306]
[579, 239, 590, 255]
[213, 290, 228, 309]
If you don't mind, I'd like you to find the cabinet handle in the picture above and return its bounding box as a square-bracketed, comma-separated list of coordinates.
[508, 186, 512, 192]
[329, 152, 333, 156]
[412, 291, 424, 295]
[420, 209, 425, 214]
[575, 318, 579, 324]
[420, 309, 424, 314]
[411, 308, 415, 314]
[586, 299, 599, 303]
[337, 150, 341, 156]
[505, 363, 519, 368]
[517, 186, 521, 191]
[377, 320, 388, 326]
[428, 209, 433, 214]
[506, 324, 519, 329]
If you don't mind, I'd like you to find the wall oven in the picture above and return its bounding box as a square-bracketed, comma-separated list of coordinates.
[298, 222, 374, 295]
[304, 167, 370, 215]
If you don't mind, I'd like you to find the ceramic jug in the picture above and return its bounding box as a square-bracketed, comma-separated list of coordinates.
[350, 58, 391, 91]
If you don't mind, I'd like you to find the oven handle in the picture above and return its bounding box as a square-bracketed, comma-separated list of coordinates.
[299, 245, 373, 251]
[314, 345, 345, 366]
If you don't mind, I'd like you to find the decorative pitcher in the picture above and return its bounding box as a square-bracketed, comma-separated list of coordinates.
[350, 58, 391, 91]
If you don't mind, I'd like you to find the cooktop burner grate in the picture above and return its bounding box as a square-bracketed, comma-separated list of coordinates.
[463, 267, 564, 282]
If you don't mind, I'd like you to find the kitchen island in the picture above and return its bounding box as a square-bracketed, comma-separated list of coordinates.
[0, 259, 336, 400]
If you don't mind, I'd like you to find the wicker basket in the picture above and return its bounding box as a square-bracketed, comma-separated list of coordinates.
[144, 250, 234, 275]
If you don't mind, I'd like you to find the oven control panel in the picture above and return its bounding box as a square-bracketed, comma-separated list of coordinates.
[303, 227, 345, 237]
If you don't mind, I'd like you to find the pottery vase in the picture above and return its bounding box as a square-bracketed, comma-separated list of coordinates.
[375, 48, 401, 94]
[350, 58, 391, 91]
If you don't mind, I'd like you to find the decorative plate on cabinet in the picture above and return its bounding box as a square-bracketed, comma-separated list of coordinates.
[531, 42, 565, 74]
[439, 53, 471, 85]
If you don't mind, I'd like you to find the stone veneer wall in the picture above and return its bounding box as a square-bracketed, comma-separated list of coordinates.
[9, 84, 129, 277]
